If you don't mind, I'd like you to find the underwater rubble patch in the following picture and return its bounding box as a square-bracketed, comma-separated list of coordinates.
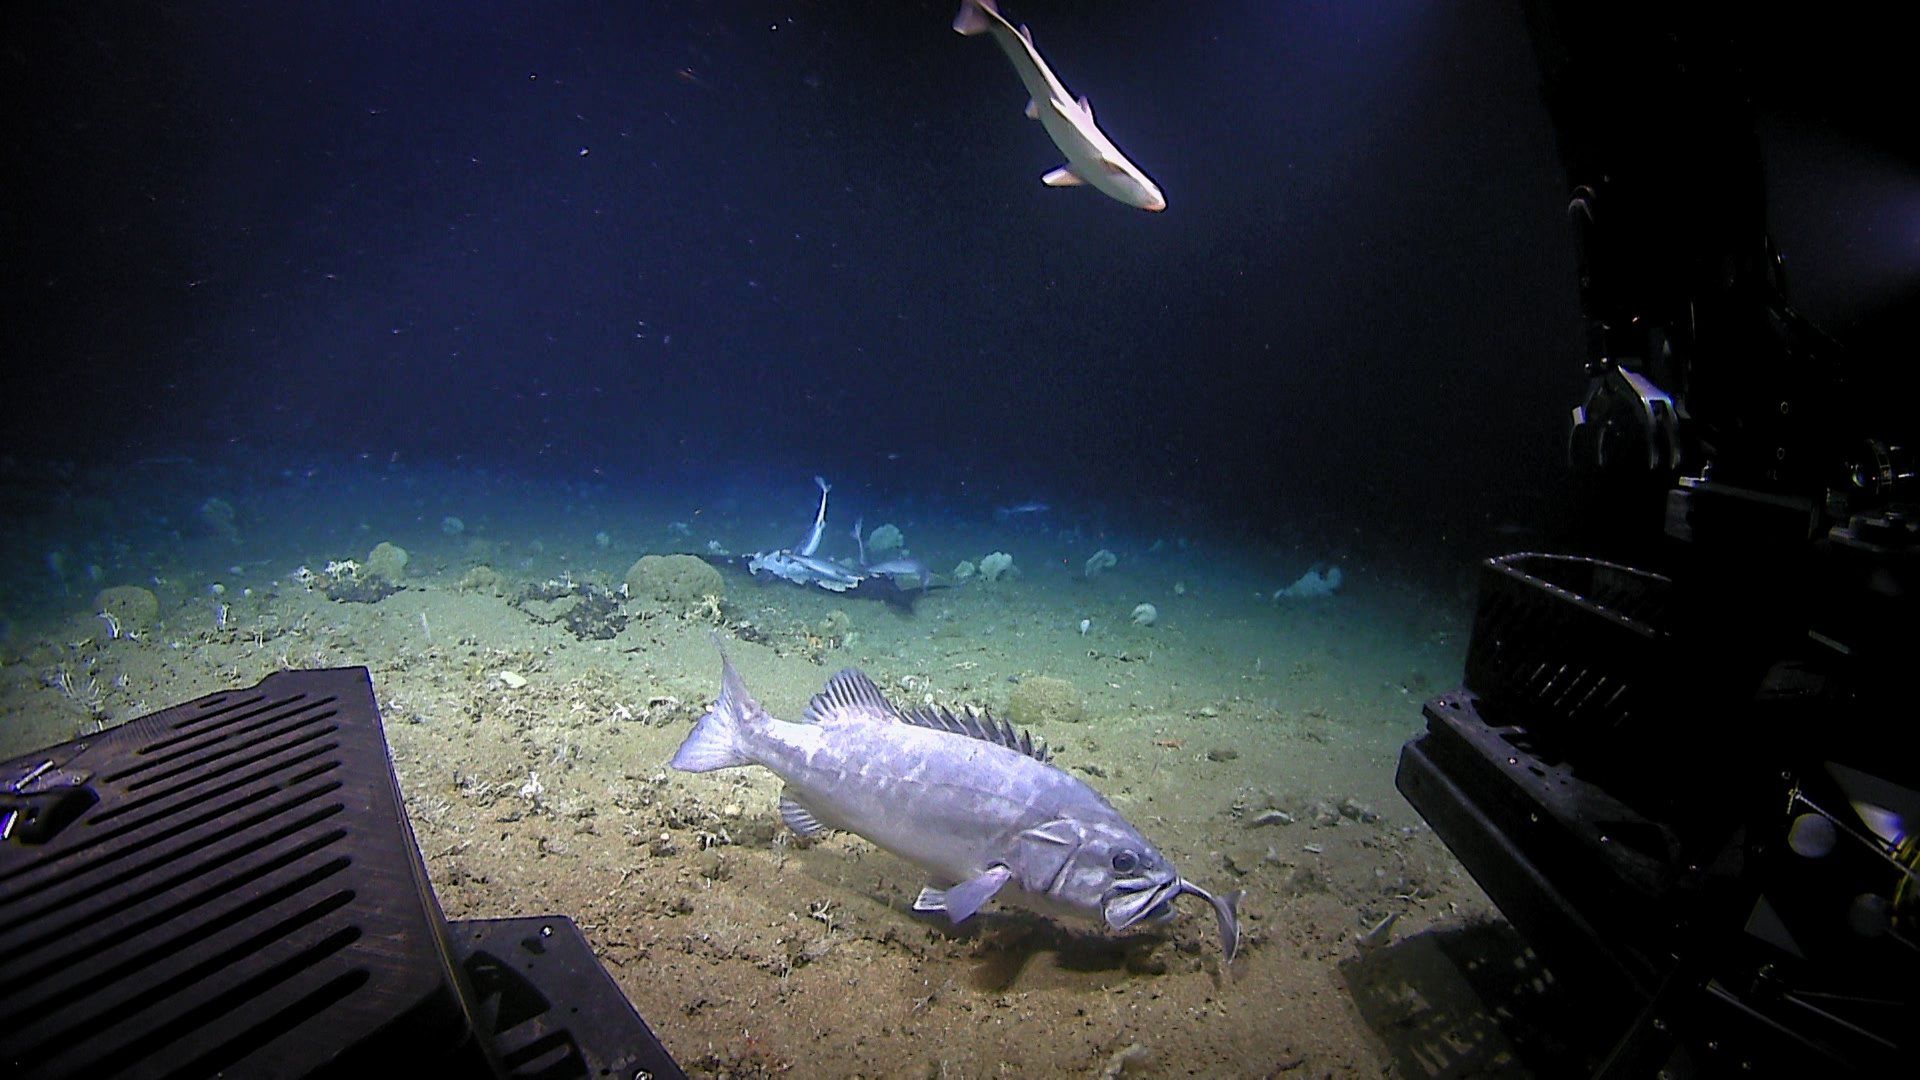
[511, 579, 631, 640]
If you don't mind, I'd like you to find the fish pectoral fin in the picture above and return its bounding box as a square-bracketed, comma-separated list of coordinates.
[937, 866, 1014, 923]
[913, 885, 949, 913]
[1042, 166, 1085, 188]
[1024, 97, 1039, 120]
[778, 793, 831, 838]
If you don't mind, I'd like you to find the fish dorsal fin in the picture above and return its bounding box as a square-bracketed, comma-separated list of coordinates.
[900, 703, 1051, 763]
[805, 667, 901, 725]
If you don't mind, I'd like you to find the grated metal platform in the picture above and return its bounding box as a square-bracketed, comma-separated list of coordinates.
[0, 667, 683, 1080]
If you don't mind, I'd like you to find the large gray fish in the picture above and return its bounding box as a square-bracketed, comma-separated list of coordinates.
[671, 648, 1243, 960]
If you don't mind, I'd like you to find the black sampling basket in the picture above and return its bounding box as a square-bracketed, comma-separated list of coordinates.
[1461, 553, 1682, 771]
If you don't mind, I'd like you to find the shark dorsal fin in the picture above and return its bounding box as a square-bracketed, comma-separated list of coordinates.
[1018, 23, 1034, 45]
[1078, 94, 1093, 120]
[805, 668, 901, 725]
[899, 703, 1051, 763]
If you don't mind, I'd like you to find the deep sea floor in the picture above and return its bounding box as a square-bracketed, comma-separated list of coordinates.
[0, 455, 1588, 1076]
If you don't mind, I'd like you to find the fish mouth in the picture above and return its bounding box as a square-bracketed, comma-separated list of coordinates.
[1102, 876, 1183, 931]
[1178, 878, 1244, 964]
[1105, 877, 1245, 963]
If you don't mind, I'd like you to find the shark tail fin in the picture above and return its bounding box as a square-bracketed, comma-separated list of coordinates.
[953, 0, 997, 36]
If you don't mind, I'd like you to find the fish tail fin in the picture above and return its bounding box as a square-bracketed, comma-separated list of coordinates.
[670, 643, 763, 772]
[952, 0, 997, 36]
[670, 705, 751, 772]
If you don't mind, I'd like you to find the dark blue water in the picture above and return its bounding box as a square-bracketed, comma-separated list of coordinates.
[7, 0, 1593, 530]
[13, 0, 1908, 557]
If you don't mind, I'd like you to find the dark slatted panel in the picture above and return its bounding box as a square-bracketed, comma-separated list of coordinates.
[0, 668, 474, 1080]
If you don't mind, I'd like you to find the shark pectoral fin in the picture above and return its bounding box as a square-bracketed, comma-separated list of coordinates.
[778, 792, 831, 838]
[1042, 166, 1085, 188]
[939, 866, 1014, 923]
[1024, 97, 1039, 120]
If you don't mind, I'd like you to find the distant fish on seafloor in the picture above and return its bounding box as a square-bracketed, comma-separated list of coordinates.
[994, 500, 1050, 521]
[800, 475, 831, 556]
[1273, 564, 1342, 600]
[851, 517, 932, 589]
[671, 645, 1243, 961]
[862, 556, 932, 591]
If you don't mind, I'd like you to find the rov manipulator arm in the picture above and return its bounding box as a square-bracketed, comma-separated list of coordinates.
[1522, 2, 1901, 502]
[1389, 3, 1918, 1074]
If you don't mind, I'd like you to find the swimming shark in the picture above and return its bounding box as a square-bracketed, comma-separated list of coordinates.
[993, 500, 1050, 521]
[953, 0, 1166, 212]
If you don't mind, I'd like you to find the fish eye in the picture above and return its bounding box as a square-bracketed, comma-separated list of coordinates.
[1111, 851, 1138, 874]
